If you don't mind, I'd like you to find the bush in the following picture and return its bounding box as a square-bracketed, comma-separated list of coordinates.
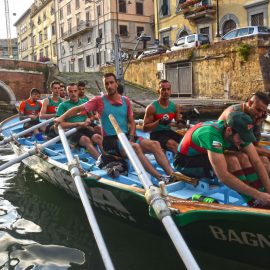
[237, 44, 252, 62]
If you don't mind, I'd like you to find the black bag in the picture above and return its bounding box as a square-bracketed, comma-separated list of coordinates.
[96, 154, 128, 178]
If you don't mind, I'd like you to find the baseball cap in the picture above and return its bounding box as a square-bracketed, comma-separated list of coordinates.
[227, 111, 256, 142]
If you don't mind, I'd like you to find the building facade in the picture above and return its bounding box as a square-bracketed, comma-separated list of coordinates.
[15, 0, 57, 64]
[14, 8, 32, 60]
[0, 39, 18, 59]
[155, 0, 270, 46]
[55, 0, 155, 72]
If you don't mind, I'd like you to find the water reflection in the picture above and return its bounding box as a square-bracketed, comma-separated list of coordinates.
[0, 147, 86, 269]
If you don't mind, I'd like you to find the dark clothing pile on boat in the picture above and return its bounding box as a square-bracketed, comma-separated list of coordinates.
[97, 154, 128, 178]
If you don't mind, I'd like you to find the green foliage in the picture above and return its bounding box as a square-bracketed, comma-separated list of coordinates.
[237, 44, 252, 62]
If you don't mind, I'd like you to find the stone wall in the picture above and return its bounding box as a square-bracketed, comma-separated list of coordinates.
[102, 35, 270, 101]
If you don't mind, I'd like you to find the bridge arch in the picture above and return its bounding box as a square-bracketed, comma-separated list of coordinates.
[0, 81, 16, 105]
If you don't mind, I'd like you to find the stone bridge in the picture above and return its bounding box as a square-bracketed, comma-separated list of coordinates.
[0, 59, 48, 105]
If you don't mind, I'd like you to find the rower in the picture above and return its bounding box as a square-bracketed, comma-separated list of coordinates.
[18, 88, 42, 138]
[174, 111, 270, 208]
[143, 80, 185, 154]
[219, 91, 270, 175]
[40, 80, 63, 139]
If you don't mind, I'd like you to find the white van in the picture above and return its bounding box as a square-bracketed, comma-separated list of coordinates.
[170, 34, 210, 52]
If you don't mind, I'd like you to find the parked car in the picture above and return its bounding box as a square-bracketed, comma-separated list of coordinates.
[169, 34, 210, 52]
[137, 46, 167, 60]
[221, 26, 270, 40]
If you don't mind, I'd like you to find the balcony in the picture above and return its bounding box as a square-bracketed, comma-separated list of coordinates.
[63, 20, 94, 41]
[178, 0, 215, 22]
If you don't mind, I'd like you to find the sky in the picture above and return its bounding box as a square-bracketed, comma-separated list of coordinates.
[0, 0, 34, 39]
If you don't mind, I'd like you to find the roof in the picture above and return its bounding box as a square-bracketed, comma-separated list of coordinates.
[13, 7, 31, 26]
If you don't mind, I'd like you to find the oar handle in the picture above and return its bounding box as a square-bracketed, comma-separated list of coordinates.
[0, 117, 31, 132]
[109, 115, 122, 135]
[58, 125, 115, 270]
[109, 114, 200, 270]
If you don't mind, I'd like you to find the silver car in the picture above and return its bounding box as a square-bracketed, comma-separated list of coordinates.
[222, 26, 270, 40]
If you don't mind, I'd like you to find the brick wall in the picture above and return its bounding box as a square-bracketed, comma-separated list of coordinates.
[0, 59, 47, 102]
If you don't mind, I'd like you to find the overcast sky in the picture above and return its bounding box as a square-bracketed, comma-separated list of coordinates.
[0, 0, 34, 39]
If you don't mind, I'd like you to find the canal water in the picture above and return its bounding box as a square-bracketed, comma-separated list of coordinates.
[0, 112, 266, 270]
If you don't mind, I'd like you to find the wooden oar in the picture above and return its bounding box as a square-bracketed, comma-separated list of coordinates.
[0, 128, 77, 172]
[109, 114, 200, 270]
[0, 117, 31, 133]
[0, 118, 54, 146]
[58, 125, 115, 270]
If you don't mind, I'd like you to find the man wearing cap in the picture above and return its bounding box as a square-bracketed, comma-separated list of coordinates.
[174, 111, 270, 207]
[219, 91, 270, 174]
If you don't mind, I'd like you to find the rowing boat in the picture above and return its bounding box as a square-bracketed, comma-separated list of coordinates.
[1, 114, 270, 268]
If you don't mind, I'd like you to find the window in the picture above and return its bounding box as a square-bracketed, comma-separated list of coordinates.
[97, 5, 101, 17]
[136, 2, 143, 15]
[98, 28, 103, 38]
[176, 37, 185, 46]
[222, 20, 236, 35]
[51, 23, 56, 36]
[44, 27, 47, 40]
[119, 25, 128, 36]
[32, 35, 36, 46]
[67, 3, 71, 15]
[76, 13, 80, 27]
[43, 11, 46, 21]
[68, 19, 72, 34]
[119, 0, 127, 13]
[53, 42, 57, 57]
[86, 55, 90, 67]
[237, 28, 249, 37]
[38, 16, 41, 25]
[45, 46, 49, 57]
[39, 49, 44, 59]
[187, 35, 195, 43]
[97, 52, 101, 65]
[75, 0, 80, 9]
[39, 31, 43, 43]
[60, 23, 64, 36]
[50, 6, 54, 15]
[87, 34, 92, 43]
[60, 7, 63, 20]
[78, 38, 82, 47]
[160, 0, 169, 17]
[162, 36, 170, 47]
[199, 27, 210, 36]
[137, 26, 144, 37]
[86, 11, 90, 22]
[251, 13, 264, 26]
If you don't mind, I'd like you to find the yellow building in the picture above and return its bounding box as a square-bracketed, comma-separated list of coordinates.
[30, 0, 57, 63]
[14, 8, 32, 61]
[155, 0, 270, 46]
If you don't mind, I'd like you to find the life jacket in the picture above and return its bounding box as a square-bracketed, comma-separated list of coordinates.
[152, 100, 176, 131]
[100, 96, 128, 136]
[178, 122, 222, 155]
[46, 97, 62, 114]
[24, 99, 41, 115]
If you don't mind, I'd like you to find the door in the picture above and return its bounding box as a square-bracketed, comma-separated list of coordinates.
[166, 62, 192, 96]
